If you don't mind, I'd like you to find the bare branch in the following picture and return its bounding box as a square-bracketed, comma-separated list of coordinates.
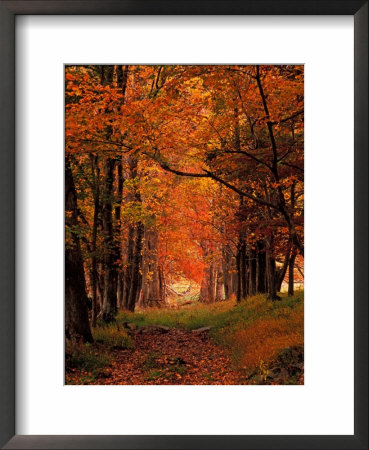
[223, 149, 272, 170]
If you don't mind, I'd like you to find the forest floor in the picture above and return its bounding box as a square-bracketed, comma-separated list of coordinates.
[66, 290, 304, 385]
[92, 327, 239, 385]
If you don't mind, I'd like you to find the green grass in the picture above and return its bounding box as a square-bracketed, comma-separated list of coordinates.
[145, 369, 164, 381]
[144, 364, 187, 382]
[143, 352, 163, 370]
[92, 324, 134, 349]
[66, 342, 111, 374]
[117, 290, 304, 376]
[65, 323, 134, 384]
[117, 291, 303, 334]
[67, 290, 304, 384]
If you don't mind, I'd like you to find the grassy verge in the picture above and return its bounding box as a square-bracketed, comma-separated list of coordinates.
[65, 324, 134, 384]
[93, 323, 134, 350]
[66, 291, 303, 384]
[117, 290, 304, 381]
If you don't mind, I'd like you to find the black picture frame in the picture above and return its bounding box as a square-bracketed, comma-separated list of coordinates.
[0, 1, 367, 449]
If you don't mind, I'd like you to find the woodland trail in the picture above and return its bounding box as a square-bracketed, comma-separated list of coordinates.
[93, 327, 240, 385]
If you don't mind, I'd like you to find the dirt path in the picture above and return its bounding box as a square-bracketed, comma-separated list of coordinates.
[94, 328, 240, 385]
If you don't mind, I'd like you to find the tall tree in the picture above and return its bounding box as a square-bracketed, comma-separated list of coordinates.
[101, 157, 116, 321]
[65, 156, 93, 342]
[65, 64, 304, 307]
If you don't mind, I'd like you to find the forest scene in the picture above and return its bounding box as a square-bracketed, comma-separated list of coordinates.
[65, 65, 304, 385]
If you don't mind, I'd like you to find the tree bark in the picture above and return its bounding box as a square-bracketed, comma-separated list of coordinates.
[221, 244, 232, 300]
[123, 225, 135, 309]
[90, 155, 100, 327]
[275, 242, 291, 292]
[101, 65, 114, 86]
[114, 158, 125, 308]
[65, 157, 93, 342]
[288, 248, 297, 296]
[248, 248, 257, 296]
[101, 158, 117, 321]
[199, 243, 215, 303]
[265, 237, 278, 301]
[115, 66, 129, 309]
[142, 228, 164, 307]
[240, 240, 247, 299]
[127, 222, 144, 311]
[256, 241, 267, 293]
[236, 244, 242, 303]
[215, 265, 224, 301]
[117, 65, 129, 97]
[122, 156, 143, 312]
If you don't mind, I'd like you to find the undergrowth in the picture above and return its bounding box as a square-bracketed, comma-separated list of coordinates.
[65, 324, 133, 384]
[66, 291, 304, 384]
[118, 290, 304, 377]
[92, 324, 134, 349]
[65, 341, 111, 384]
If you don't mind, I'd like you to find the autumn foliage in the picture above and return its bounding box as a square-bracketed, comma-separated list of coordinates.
[230, 305, 303, 369]
[65, 64, 304, 384]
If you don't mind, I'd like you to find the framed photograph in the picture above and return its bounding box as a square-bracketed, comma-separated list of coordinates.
[1, 1, 367, 449]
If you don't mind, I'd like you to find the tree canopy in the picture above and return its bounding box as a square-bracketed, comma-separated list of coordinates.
[65, 64, 304, 342]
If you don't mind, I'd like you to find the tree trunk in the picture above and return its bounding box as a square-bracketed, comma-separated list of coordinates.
[115, 66, 129, 309]
[248, 249, 257, 296]
[288, 183, 297, 296]
[90, 155, 100, 327]
[122, 156, 143, 312]
[65, 157, 93, 342]
[142, 228, 164, 307]
[288, 248, 297, 296]
[117, 65, 129, 97]
[199, 243, 215, 303]
[123, 225, 135, 309]
[114, 158, 124, 308]
[240, 240, 247, 299]
[199, 263, 215, 303]
[230, 263, 238, 298]
[101, 65, 114, 86]
[215, 265, 224, 301]
[256, 241, 267, 293]
[221, 244, 232, 300]
[275, 242, 291, 292]
[99, 66, 117, 321]
[101, 158, 117, 321]
[159, 265, 165, 303]
[266, 237, 278, 301]
[127, 222, 144, 311]
[236, 195, 247, 302]
[97, 262, 104, 310]
[236, 244, 242, 303]
[117, 272, 124, 309]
